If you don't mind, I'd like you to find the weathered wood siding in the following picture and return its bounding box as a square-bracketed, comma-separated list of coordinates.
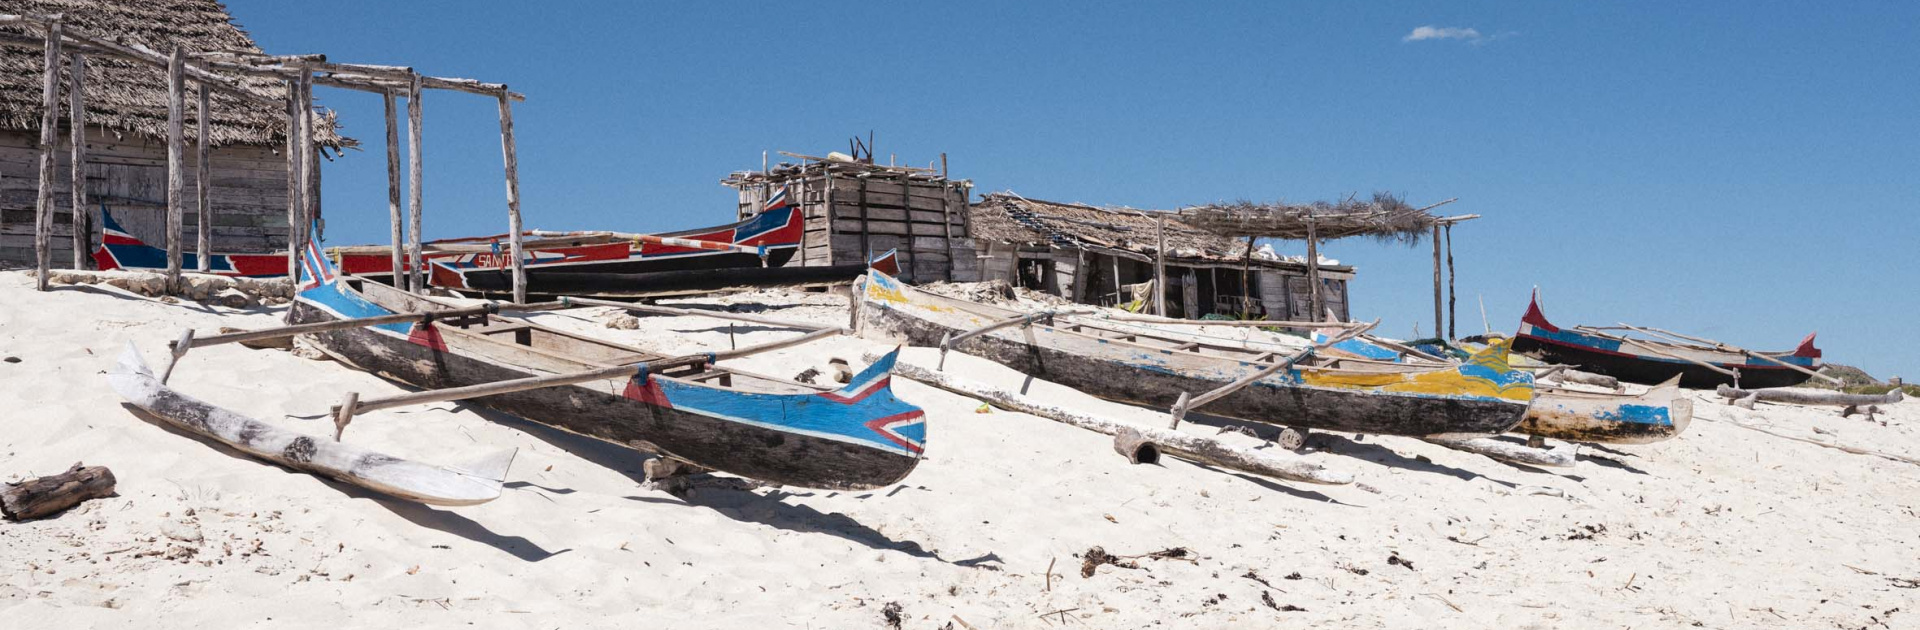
[0, 127, 305, 267]
[736, 173, 970, 283]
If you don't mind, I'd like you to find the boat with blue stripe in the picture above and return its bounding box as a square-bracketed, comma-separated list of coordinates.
[288, 229, 926, 490]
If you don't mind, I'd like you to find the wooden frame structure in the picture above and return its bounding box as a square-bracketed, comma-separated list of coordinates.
[722, 150, 973, 284]
[1, 13, 531, 300]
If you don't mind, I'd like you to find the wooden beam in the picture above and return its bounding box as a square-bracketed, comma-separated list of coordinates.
[164, 46, 184, 294]
[1444, 224, 1455, 340]
[32, 21, 61, 291]
[1305, 216, 1322, 322]
[66, 52, 86, 269]
[406, 73, 425, 293]
[1167, 319, 1377, 428]
[1153, 214, 1167, 317]
[1430, 224, 1442, 340]
[195, 81, 211, 273]
[283, 76, 301, 281]
[298, 68, 316, 243]
[383, 90, 405, 290]
[495, 92, 526, 304]
[332, 327, 842, 427]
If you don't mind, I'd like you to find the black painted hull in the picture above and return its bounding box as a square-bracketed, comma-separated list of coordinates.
[863, 302, 1528, 437]
[288, 301, 918, 490]
[457, 261, 869, 299]
[1513, 335, 1812, 389]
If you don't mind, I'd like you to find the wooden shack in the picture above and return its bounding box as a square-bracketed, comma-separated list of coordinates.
[722, 153, 973, 284]
[964, 193, 1355, 321]
[0, 0, 342, 269]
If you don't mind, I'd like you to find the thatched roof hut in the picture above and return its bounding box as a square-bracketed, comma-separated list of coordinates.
[0, 0, 345, 148]
[971, 192, 1249, 262]
[965, 192, 1356, 321]
[1177, 193, 1438, 244]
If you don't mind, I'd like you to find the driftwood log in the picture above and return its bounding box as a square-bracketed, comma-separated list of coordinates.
[1716, 385, 1904, 410]
[877, 355, 1352, 485]
[1545, 368, 1620, 391]
[1423, 436, 1577, 468]
[2, 463, 116, 521]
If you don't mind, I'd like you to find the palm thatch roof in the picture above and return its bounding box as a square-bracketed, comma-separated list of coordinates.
[0, 0, 345, 148]
[970, 192, 1352, 270]
[1178, 193, 1445, 245]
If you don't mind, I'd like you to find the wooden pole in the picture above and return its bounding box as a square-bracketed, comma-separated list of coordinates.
[880, 356, 1351, 485]
[1430, 224, 1442, 340]
[283, 77, 300, 282]
[562, 296, 834, 332]
[495, 91, 526, 305]
[66, 52, 87, 269]
[1304, 216, 1322, 322]
[1444, 224, 1455, 340]
[1167, 319, 1377, 428]
[195, 81, 211, 273]
[383, 90, 405, 289]
[1153, 214, 1167, 317]
[164, 46, 185, 294]
[406, 72, 424, 293]
[1240, 237, 1255, 318]
[297, 67, 315, 246]
[32, 21, 61, 291]
[334, 327, 843, 425]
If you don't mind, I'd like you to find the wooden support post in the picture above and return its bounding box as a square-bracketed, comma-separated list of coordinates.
[1240, 237, 1255, 318]
[297, 67, 315, 245]
[1305, 216, 1322, 322]
[857, 176, 871, 271]
[164, 46, 185, 294]
[495, 91, 526, 305]
[1444, 224, 1455, 340]
[1430, 224, 1443, 340]
[195, 81, 211, 273]
[940, 180, 957, 281]
[1153, 214, 1167, 317]
[283, 77, 301, 282]
[406, 73, 425, 293]
[383, 90, 405, 289]
[32, 21, 62, 291]
[66, 52, 87, 269]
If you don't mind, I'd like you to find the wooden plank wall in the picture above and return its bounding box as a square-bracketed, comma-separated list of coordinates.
[736, 172, 973, 283]
[0, 128, 304, 267]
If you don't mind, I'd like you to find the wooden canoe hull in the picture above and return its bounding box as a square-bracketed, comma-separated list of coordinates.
[857, 272, 1533, 438]
[108, 343, 513, 506]
[1515, 380, 1694, 444]
[288, 244, 924, 491]
[1512, 293, 1820, 389]
[438, 250, 897, 299]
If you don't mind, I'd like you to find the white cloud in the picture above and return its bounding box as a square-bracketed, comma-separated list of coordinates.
[1403, 25, 1483, 43]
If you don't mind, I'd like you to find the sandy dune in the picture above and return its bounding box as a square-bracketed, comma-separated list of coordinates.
[1, 270, 1916, 628]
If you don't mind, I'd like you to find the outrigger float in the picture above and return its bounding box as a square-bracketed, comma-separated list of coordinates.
[854, 270, 1535, 449]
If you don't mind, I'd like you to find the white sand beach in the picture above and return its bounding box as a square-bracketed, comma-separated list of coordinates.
[2, 270, 1916, 629]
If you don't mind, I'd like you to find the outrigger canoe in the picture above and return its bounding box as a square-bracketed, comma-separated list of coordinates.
[855, 270, 1534, 438]
[92, 186, 804, 282]
[287, 232, 926, 490]
[1512, 292, 1821, 389]
[1309, 330, 1693, 445]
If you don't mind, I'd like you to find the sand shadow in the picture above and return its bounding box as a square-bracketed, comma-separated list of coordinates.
[1579, 452, 1650, 475]
[118, 403, 569, 562]
[625, 488, 952, 563]
[670, 324, 811, 336]
[1176, 461, 1357, 505]
[1311, 433, 1519, 488]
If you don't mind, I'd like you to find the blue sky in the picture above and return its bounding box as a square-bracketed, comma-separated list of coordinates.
[229, 2, 1919, 378]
